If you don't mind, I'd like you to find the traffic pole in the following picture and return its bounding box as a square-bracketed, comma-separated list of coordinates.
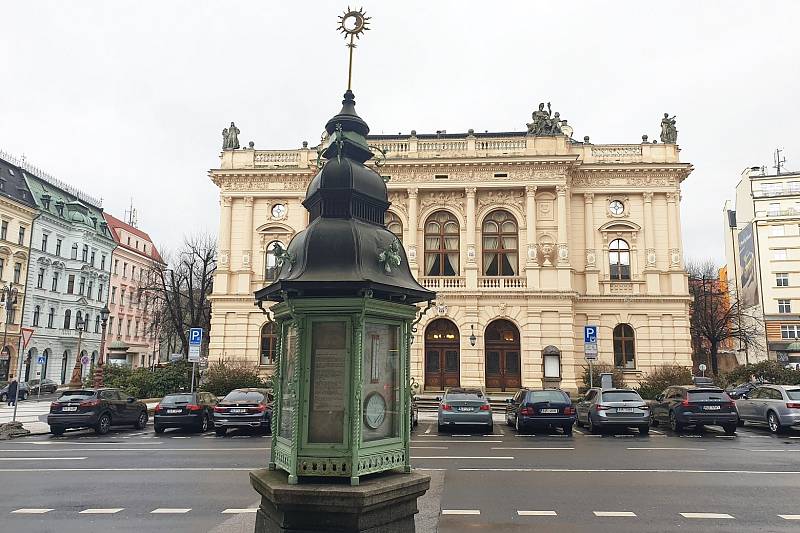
[589, 359, 593, 389]
[190, 362, 196, 393]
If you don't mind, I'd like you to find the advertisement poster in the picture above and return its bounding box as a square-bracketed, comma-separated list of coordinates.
[738, 223, 759, 308]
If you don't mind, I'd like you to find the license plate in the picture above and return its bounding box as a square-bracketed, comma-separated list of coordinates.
[167, 409, 182, 414]
[617, 408, 634, 413]
[703, 405, 721, 410]
[540, 408, 558, 414]
[458, 407, 473, 412]
[62, 406, 77, 412]
[230, 408, 246, 413]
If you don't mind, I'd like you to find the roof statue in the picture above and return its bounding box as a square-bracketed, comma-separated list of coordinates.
[660, 113, 677, 144]
[222, 121, 240, 150]
[526, 102, 566, 136]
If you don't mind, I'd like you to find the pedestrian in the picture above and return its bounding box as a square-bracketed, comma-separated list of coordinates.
[7, 376, 18, 407]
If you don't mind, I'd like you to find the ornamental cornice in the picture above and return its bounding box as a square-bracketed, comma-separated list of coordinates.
[213, 174, 313, 192]
[477, 189, 525, 213]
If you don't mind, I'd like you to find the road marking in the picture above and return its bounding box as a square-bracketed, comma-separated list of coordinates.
[491, 447, 574, 450]
[572, 428, 584, 434]
[222, 508, 258, 514]
[414, 468, 447, 471]
[442, 509, 480, 515]
[424, 425, 432, 434]
[11, 508, 53, 514]
[410, 446, 448, 450]
[715, 436, 736, 439]
[680, 512, 734, 519]
[0, 457, 87, 461]
[458, 468, 800, 475]
[650, 429, 665, 434]
[626, 447, 706, 451]
[748, 449, 800, 452]
[0, 448, 268, 452]
[32, 441, 164, 445]
[412, 456, 514, 460]
[779, 514, 800, 520]
[594, 511, 637, 517]
[517, 510, 557, 516]
[411, 440, 501, 444]
[151, 508, 191, 514]
[170, 436, 191, 439]
[80, 508, 125, 514]
[0, 467, 258, 472]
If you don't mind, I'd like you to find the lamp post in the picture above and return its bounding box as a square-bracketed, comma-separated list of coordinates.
[68, 316, 87, 388]
[469, 325, 477, 347]
[93, 306, 110, 388]
[0, 285, 18, 381]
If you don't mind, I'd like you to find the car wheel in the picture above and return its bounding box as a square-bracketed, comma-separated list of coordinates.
[737, 417, 745, 427]
[154, 425, 165, 434]
[50, 425, 65, 436]
[723, 423, 737, 436]
[437, 423, 446, 434]
[563, 424, 573, 436]
[515, 415, 525, 434]
[20, 392, 27, 400]
[198, 414, 209, 433]
[639, 425, 650, 436]
[575, 414, 584, 428]
[767, 411, 783, 434]
[669, 411, 683, 433]
[506, 414, 513, 427]
[588, 414, 599, 434]
[650, 412, 660, 427]
[135, 411, 148, 430]
[95, 413, 111, 435]
[0, 393, 6, 402]
[215, 427, 227, 437]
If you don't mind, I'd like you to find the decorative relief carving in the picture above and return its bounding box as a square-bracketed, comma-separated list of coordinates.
[646, 248, 657, 266]
[407, 244, 417, 262]
[220, 251, 230, 266]
[557, 243, 569, 262]
[583, 192, 594, 202]
[555, 184, 568, 195]
[466, 245, 476, 262]
[571, 175, 611, 187]
[216, 175, 312, 192]
[243, 196, 254, 206]
[477, 189, 524, 213]
[670, 248, 681, 266]
[382, 168, 564, 183]
[642, 192, 654, 202]
[527, 243, 539, 263]
[590, 146, 643, 159]
[419, 191, 465, 215]
[242, 252, 251, 267]
[586, 249, 596, 267]
[537, 200, 554, 221]
[540, 243, 553, 266]
[221, 196, 233, 207]
[525, 185, 538, 196]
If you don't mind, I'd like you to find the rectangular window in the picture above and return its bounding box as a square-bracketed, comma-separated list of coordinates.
[41, 233, 48, 252]
[131, 266, 136, 279]
[0, 220, 7, 240]
[774, 249, 787, 260]
[101, 254, 106, 270]
[87, 281, 93, 299]
[781, 325, 799, 339]
[13, 262, 21, 284]
[111, 287, 117, 304]
[771, 225, 786, 236]
[362, 322, 400, 442]
[78, 276, 86, 295]
[47, 308, 54, 328]
[0, 258, 4, 280]
[67, 274, 75, 294]
[120, 290, 125, 305]
[71, 244, 78, 260]
[55, 239, 62, 256]
[51, 272, 59, 291]
[108, 316, 114, 335]
[777, 273, 789, 287]
[779, 299, 792, 313]
[123, 263, 128, 277]
[90, 251, 96, 266]
[114, 259, 118, 274]
[82, 244, 88, 262]
[543, 353, 561, 378]
[18, 226, 25, 245]
[126, 319, 131, 336]
[98, 284, 104, 302]
[37, 268, 45, 289]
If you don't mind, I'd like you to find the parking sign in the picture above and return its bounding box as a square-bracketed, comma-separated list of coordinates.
[584, 325, 597, 343]
[188, 328, 203, 363]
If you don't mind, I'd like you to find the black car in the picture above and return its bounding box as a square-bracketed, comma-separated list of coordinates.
[154, 392, 218, 434]
[650, 385, 738, 435]
[47, 388, 148, 436]
[213, 388, 273, 436]
[506, 388, 576, 435]
[27, 379, 59, 395]
[411, 395, 419, 429]
[0, 381, 28, 402]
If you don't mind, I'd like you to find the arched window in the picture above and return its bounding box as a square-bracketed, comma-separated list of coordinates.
[95, 315, 100, 333]
[32, 305, 40, 327]
[424, 211, 459, 276]
[260, 322, 277, 365]
[75, 311, 83, 330]
[482, 210, 518, 276]
[47, 308, 55, 328]
[63, 309, 71, 329]
[385, 212, 403, 243]
[609, 239, 631, 280]
[613, 324, 636, 369]
[264, 241, 282, 282]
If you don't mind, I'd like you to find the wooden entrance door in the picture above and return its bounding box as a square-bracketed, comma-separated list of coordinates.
[484, 320, 522, 392]
[424, 319, 460, 390]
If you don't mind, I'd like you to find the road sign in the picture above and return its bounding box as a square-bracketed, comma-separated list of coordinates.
[37, 355, 45, 365]
[21, 327, 34, 349]
[698, 363, 707, 372]
[189, 328, 203, 346]
[81, 355, 90, 366]
[188, 345, 200, 363]
[169, 353, 184, 363]
[584, 342, 598, 360]
[584, 325, 597, 344]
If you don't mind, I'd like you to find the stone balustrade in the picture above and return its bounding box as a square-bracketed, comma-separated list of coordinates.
[478, 276, 527, 289]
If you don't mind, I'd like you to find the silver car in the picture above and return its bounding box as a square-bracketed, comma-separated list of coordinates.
[736, 384, 800, 433]
[576, 388, 650, 435]
[437, 388, 492, 433]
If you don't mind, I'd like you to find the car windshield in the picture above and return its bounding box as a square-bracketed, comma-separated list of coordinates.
[528, 390, 568, 403]
[786, 389, 800, 400]
[688, 390, 728, 401]
[602, 391, 642, 402]
[161, 394, 194, 405]
[223, 391, 265, 403]
[59, 390, 95, 401]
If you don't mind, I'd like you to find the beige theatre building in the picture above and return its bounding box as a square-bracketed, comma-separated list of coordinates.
[209, 106, 693, 392]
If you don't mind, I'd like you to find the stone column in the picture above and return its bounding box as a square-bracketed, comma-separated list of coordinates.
[583, 193, 596, 269]
[239, 196, 254, 294]
[556, 185, 569, 265]
[525, 186, 538, 266]
[219, 196, 233, 271]
[465, 187, 478, 289]
[406, 188, 418, 270]
[643, 192, 656, 268]
[666, 192, 681, 270]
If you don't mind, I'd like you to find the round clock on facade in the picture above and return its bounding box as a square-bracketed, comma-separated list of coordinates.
[271, 203, 287, 219]
[363, 392, 387, 429]
[608, 200, 624, 216]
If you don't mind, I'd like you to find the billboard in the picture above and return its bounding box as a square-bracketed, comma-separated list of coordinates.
[738, 223, 759, 308]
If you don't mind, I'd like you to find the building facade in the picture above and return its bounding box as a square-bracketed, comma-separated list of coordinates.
[723, 167, 800, 366]
[209, 115, 693, 392]
[0, 153, 38, 381]
[103, 212, 163, 368]
[20, 166, 115, 385]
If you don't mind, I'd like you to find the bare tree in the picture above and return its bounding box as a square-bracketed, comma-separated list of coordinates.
[145, 234, 216, 357]
[687, 259, 762, 375]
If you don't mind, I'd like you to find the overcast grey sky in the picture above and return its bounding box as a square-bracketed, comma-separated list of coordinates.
[1, 1, 798, 262]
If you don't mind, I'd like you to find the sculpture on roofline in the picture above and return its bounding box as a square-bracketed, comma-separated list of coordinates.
[222, 121, 240, 150]
[527, 102, 565, 136]
[660, 113, 677, 144]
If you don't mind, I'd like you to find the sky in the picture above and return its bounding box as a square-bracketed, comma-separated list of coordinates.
[1, 1, 798, 263]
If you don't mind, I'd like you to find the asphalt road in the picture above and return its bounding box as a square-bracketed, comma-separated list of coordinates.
[1, 414, 799, 532]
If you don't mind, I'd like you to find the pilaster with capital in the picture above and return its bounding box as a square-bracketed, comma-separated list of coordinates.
[643, 192, 656, 268]
[241, 196, 254, 273]
[219, 196, 233, 270]
[465, 187, 477, 265]
[406, 188, 418, 266]
[666, 191, 681, 269]
[583, 192, 597, 270]
[525, 185, 538, 266]
[556, 185, 569, 265]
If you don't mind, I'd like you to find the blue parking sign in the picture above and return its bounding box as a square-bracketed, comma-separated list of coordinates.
[189, 328, 203, 346]
[584, 325, 597, 343]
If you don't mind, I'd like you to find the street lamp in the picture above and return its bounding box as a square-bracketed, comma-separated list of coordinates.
[469, 325, 477, 347]
[0, 284, 19, 381]
[93, 306, 111, 388]
[68, 315, 87, 389]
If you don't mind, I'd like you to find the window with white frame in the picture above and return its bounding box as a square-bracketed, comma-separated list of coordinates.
[779, 299, 792, 313]
[781, 324, 800, 339]
[768, 202, 781, 215]
[774, 249, 788, 260]
[771, 225, 785, 236]
[777, 272, 789, 286]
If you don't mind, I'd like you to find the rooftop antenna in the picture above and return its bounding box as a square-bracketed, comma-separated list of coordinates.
[774, 148, 787, 175]
[124, 198, 138, 227]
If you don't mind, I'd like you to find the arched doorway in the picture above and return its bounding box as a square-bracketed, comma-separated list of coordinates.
[60, 350, 70, 384]
[25, 348, 37, 382]
[484, 320, 521, 391]
[424, 319, 460, 390]
[42, 349, 51, 381]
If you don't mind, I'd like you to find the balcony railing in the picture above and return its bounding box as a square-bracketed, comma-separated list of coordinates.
[753, 188, 800, 198]
[419, 276, 466, 289]
[478, 276, 527, 289]
[757, 209, 800, 218]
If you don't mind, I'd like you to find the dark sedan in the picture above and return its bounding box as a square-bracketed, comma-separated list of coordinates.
[506, 388, 576, 435]
[27, 379, 59, 395]
[154, 392, 218, 433]
[650, 385, 738, 435]
[0, 381, 28, 402]
[48, 388, 148, 436]
[213, 388, 273, 436]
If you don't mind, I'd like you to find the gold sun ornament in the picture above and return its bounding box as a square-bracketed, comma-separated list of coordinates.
[337, 7, 371, 90]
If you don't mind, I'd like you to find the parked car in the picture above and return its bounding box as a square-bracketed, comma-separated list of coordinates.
[0, 381, 29, 402]
[726, 381, 763, 400]
[411, 395, 419, 429]
[154, 392, 217, 434]
[506, 388, 575, 435]
[736, 384, 800, 433]
[650, 385, 738, 435]
[213, 388, 273, 436]
[27, 379, 59, 395]
[575, 388, 650, 435]
[437, 388, 492, 433]
[47, 388, 148, 436]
